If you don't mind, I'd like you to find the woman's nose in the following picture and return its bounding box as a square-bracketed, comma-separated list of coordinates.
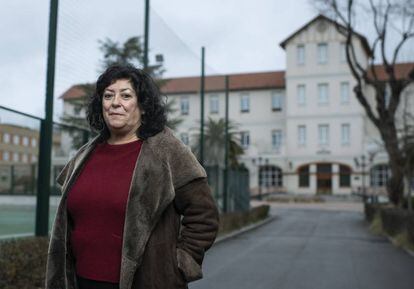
[111, 94, 121, 106]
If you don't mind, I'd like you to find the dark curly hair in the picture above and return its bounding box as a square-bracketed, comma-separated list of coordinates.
[87, 64, 167, 140]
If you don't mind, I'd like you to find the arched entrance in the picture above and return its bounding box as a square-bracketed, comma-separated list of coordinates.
[316, 163, 332, 194]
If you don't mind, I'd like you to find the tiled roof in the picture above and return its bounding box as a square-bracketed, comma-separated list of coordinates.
[59, 85, 91, 101]
[60, 71, 286, 100]
[161, 71, 286, 94]
[370, 63, 414, 81]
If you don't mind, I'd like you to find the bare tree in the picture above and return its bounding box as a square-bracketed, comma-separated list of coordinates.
[315, 0, 414, 206]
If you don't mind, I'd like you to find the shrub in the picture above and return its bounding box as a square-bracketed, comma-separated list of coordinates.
[392, 232, 414, 252]
[0, 236, 49, 289]
[380, 208, 414, 237]
[218, 205, 270, 235]
[369, 213, 383, 235]
[403, 196, 414, 210]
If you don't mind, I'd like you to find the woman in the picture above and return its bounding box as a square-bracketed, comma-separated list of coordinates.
[45, 64, 219, 289]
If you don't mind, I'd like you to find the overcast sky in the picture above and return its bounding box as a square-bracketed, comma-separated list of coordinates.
[0, 0, 317, 123]
[0, 0, 412, 125]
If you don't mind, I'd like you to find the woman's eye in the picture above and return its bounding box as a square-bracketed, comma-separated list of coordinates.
[103, 93, 113, 99]
[122, 94, 132, 99]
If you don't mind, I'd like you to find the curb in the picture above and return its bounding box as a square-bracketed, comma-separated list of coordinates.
[213, 215, 276, 245]
[386, 235, 414, 258]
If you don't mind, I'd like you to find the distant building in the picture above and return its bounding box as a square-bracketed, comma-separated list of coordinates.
[60, 15, 414, 197]
[0, 123, 64, 194]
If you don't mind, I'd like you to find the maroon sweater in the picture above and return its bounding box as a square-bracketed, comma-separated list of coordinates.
[67, 139, 143, 283]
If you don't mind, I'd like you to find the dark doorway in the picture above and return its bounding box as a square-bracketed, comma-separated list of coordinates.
[316, 163, 332, 194]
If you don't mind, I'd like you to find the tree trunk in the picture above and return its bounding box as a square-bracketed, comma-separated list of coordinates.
[380, 120, 405, 206]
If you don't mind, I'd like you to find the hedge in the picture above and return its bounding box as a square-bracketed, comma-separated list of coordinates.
[218, 204, 270, 235]
[364, 203, 414, 249]
[0, 236, 49, 289]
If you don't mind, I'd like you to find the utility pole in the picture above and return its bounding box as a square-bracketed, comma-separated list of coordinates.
[35, 0, 59, 236]
[199, 47, 205, 166]
[223, 75, 230, 213]
[143, 0, 150, 70]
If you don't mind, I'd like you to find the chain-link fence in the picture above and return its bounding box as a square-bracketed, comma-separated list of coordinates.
[206, 166, 250, 213]
[0, 106, 90, 238]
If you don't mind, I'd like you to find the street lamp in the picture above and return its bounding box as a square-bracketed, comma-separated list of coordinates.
[354, 154, 375, 203]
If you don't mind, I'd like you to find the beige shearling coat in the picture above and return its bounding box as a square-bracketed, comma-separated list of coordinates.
[45, 127, 219, 289]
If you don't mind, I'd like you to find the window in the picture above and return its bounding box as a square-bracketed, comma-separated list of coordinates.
[23, 136, 29, 146]
[297, 44, 305, 65]
[272, 130, 282, 150]
[318, 124, 329, 146]
[209, 95, 219, 114]
[297, 84, 306, 106]
[339, 165, 351, 187]
[73, 105, 82, 116]
[340, 42, 347, 62]
[240, 93, 250, 113]
[3, 151, 10, 161]
[180, 97, 189, 115]
[341, 124, 350, 145]
[13, 135, 20, 145]
[240, 131, 250, 149]
[340, 82, 350, 104]
[13, 152, 19, 162]
[318, 83, 329, 105]
[271, 91, 283, 111]
[298, 165, 310, 187]
[31, 155, 37, 163]
[22, 153, 29, 163]
[31, 138, 37, 147]
[3, 133, 10, 144]
[259, 166, 283, 187]
[370, 164, 390, 187]
[298, 125, 306, 146]
[180, 133, 189, 146]
[317, 43, 328, 64]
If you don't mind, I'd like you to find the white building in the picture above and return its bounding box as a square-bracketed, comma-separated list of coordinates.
[161, 15, 413, 197]
[60, 15, 414, 197]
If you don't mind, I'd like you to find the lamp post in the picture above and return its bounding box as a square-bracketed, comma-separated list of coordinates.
[354, 154, 375, 203]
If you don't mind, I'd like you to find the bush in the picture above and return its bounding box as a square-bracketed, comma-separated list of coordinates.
[403, 196, 414, 210]
[267, 195, 324, 203]
[369, 213, 383, 235]
[380, 208, 414, 237]
[219, 205, 270, 235]
[407, 215, 414, 245]
[0, 236, 49, 289]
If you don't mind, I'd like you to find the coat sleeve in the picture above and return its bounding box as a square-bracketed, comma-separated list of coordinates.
[173, 177, 219, 282]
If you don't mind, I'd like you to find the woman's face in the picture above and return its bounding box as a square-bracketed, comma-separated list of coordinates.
[102, 79, 142, 137]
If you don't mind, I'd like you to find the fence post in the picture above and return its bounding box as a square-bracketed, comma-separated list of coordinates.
[35, 0, 59, 236]
[35, 120, 52, 236]
[10, 165, 15, 195]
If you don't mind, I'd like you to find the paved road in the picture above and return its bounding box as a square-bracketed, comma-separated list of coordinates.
[191, 205, 414, 289]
